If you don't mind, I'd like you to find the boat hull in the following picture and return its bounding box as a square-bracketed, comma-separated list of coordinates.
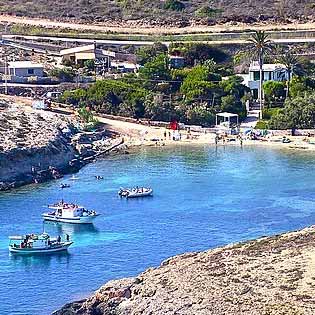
[42, 214, 98, 224]
[9, 242, 73, 255]
[126, 191, 153, 198]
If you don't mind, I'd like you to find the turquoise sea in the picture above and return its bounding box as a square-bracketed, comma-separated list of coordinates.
[1, 145, 315, 315]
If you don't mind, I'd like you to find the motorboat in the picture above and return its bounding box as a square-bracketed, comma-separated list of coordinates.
[70, 175, 79, 180]
[118, 188, 130, 197]
[9, 233, 73, 254]
[42, 201, 99, 224]
[60, 183, 70, 189]
[119, 187, 153, 198]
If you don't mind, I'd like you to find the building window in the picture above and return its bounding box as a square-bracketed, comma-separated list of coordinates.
[28, 69, 34, 75]
[253, 71, 260, 81]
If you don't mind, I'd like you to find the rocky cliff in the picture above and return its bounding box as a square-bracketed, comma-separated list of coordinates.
[54, 226, 315, 315]
[0, 103, 76, 190]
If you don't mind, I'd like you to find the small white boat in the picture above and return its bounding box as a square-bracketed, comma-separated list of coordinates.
[42, 201, 99, 224]
[119, 187, 153, 198]
[60, 183, 70, 189]
[9, 233, 73, 254]
[70, 175, 79, 180]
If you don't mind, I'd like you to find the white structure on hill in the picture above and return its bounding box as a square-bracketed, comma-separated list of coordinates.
[8, 61, 44, 77]
[60, 44, 116, 65]
[248, 62, 288, 99]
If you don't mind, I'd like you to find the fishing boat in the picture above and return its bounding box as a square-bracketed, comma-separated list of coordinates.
[42, 201, 99, 224]
[119, 187, 153, 198]
[9, 233, 72, 254]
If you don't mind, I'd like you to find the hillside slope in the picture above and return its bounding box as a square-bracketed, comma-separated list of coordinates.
[0, 0, 314, 27]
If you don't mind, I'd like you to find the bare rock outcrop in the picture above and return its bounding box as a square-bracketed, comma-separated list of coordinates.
[0, 101, 76, 189]
[54, 226, 315, 315]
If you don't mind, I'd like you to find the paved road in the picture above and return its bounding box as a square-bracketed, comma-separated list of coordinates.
[2, 34, 155, 46]
[240, 110, 260, 129]
[3, 14, 315, 35]
[0, 82, 61, 88]
[5, 34, 315, 47]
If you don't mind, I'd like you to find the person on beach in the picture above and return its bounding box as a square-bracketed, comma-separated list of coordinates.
[164, 130, 167, 139]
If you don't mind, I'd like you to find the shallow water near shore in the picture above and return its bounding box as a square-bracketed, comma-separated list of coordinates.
[1, 144, 315, 315]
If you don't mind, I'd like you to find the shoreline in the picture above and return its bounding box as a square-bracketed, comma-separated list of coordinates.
[2, 94, 315, 192]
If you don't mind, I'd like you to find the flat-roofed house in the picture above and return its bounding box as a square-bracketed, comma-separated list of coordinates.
[60, 44, 115, 65]
[248, 62, 288, 99]
[8, 61, 44, 77]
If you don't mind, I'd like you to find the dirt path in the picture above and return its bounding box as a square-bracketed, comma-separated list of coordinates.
[2, 15, 315, 35]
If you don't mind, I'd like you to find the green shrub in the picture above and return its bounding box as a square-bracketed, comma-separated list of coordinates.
[164, 0, 185, 11]
[78, 107, 97, 123]
[262, 107, 281, 120]
[49, 67, 75, 82]
[255, 120, 268, 129]
[195, 6, 223, 18]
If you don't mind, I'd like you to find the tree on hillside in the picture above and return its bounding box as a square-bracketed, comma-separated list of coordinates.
[139, 54, 171, 90]
[277, 50, 303, 98]
[180, 65, 220, 100]
[247, 31, 274, 118]
[169, 43, 228, 66]
[136, 42, 168, 65]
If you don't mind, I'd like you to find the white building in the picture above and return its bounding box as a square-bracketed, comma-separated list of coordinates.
[248, 62, 288, 99]
[110, 61, 140, 73]
[60, 44, 115, 65]
[8, 61, 44, 77]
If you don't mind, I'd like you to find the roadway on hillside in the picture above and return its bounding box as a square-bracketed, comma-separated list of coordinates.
[3, 14, 315, 35]
[5, 34, 315, 47]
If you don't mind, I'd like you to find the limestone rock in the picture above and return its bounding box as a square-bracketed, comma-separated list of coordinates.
[54, 226, 315, 315]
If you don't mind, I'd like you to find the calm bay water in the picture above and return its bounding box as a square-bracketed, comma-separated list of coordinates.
[1, 145, 315, 315]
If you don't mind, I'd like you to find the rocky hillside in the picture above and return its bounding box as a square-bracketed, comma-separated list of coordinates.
[54, 226, 315, 315]
[0, 0, 314, 27]
[0, 100, 76, 190]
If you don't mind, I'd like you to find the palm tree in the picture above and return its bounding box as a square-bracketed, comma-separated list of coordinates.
[277, 50, 302, 99]
[247, 31, 274, 118]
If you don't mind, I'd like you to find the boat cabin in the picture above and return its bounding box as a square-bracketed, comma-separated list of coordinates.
[9, 233, 50, 249]
[61, 207, 85, 218]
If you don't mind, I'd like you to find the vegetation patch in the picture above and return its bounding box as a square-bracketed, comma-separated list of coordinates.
[163, 0, 185, 11]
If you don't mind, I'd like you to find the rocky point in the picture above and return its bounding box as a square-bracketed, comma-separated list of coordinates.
[54, 226, 315, 315]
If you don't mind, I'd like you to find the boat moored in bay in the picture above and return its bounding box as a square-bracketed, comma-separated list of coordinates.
[119, 187, 153, 198]
[9, 233, 72, 254]
[42, 201, 99, 224]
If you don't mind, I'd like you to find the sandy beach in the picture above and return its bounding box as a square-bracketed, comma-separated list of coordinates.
[2, 93, 315, 153]
[93, 114, 315, 152]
